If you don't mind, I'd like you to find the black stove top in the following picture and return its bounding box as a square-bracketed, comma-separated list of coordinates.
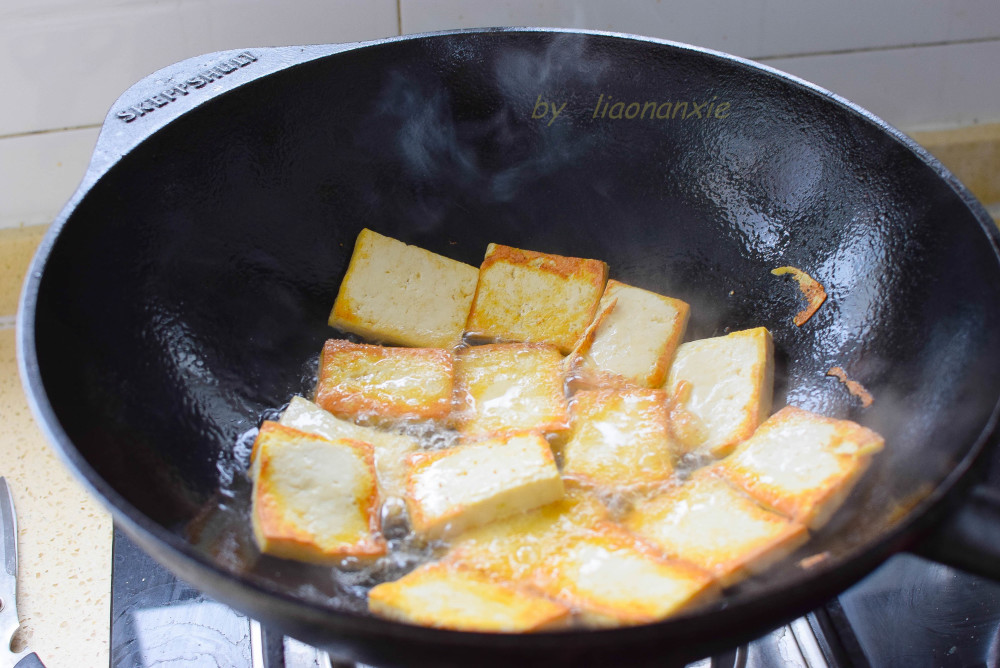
[110, 526, 1000, 668]
[836, 554, 1000, 667]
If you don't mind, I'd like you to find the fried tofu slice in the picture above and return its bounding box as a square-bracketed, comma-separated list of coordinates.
[250, 422, 385, 564]
[314, 339, 454, 421]
[625, 469, 808, 587]
[446, 492, 713, 626]
[560, 388, 675, 493]
[465, 244, 608, 354]
[529, 522, 717, 627]
[404, 432, 564, 538]
[570, 280, 690, 388]
[445, 485, 610, 582]
[452, 342, 569, 440]
[715, 406, 885, 530]
[368, 562, 570, 632]
[279, 396, 418, 501]
[664, 327, 774, 458]
[329, 228, 479, 349]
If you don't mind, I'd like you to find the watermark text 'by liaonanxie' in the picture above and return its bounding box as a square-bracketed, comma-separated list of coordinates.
[532, 94, 731, 126]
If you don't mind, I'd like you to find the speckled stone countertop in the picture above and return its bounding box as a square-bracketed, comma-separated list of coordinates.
[1, 224, 111, 667]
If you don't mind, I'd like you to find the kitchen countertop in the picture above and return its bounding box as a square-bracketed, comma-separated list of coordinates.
[0, 224, 112, 667]
[0, 124, 996, 668]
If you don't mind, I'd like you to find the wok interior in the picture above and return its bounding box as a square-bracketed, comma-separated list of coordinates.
[32, 32, 1000, 620]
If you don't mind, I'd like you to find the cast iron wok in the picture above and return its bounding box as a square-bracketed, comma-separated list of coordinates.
[18, 28, 1000, 666]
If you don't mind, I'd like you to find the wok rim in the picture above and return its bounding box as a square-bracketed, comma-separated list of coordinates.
[16, 25, 1000, 654]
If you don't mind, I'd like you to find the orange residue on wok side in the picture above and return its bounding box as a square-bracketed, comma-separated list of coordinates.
[797, 551, 830, 570]
[826, 366, 874, 408]
[771, 266, 827, 326]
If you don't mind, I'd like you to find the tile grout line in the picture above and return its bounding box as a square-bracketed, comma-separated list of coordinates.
[0, 315, 16, 331]
[755, 34, 1000, 62]
[0, 123, 102, 142]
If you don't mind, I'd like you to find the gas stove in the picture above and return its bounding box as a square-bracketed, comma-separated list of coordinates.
[110, 527, 1000, 668]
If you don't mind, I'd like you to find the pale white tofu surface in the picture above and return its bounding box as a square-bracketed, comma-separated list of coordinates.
[444, 485, 610, 582]
[465, 243, 608, 353]
[279, 395, 418, 500]
[575, 280, 689, 388]
[625, 470, 808, 587]
[733, 419, 842, 494]
[315, 339, 454, 420]
[717, 406, 884, 529]
[405, 432, 564, 537]
[368, 562, 569, 632]
[569, 544, 693, 610]
[530, 523, 716, 626]
[664, 327, 773, 457]
[261, 442, 368, 539]
[453, 343, 568, 439]
[329, 228, 479, 348]
[250, 422, 383, 563]
[560, 388, 675, 492]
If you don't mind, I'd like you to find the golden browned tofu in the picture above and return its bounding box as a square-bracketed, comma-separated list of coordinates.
[452, 342, 569, 440]
[314, 339, 454, 421]
[465, 244, 608, 354]
[528, 522, 717, 627]
[625, 469, 809, 587]
[570, 280, 690, 388]
[279, 396, 418, 501]
[329, 228, 479, 349]
[404, 432, 564, 538]
[715, 406, 885, 530]
[664, 327, 774, 458]
[560, 388, 675, 493]
[368, 562, 570, 632]
[447, 496, 714, 626]
[250, 422, 384, 564]
[445, 484, 610, 583]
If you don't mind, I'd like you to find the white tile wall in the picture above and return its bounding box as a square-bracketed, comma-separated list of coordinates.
[0, 0, 398, 137]
[0, 127, 100, 230]
[398, 0, 1000, 131]
[0, 0, 397, 230]
[400, 0, 1000, 59]
[2, 0, 999, 230]
[763, 39, 1000, 132]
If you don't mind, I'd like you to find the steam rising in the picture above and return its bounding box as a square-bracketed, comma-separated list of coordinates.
[360, 34, 611, 232]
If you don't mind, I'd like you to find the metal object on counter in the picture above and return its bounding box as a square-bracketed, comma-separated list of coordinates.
[0, 478, 46, 668]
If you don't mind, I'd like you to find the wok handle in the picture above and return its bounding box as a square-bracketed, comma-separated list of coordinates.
[910, 483, 1000, 581]
[84, 42, 367, 187]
